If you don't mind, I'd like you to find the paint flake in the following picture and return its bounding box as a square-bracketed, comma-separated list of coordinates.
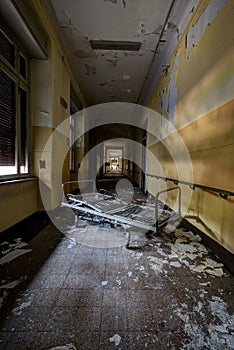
[205, 258, 224, 268]
[67, 238, 76, 248]
[186, 253, 197, 260]
[205, 268, 224, 277]
[49, 345, 76, 350]
[122, 74, 130, 81]
[109, 334, 121, 346]
[1, 238, 28, 255]
[0, 241, 9, 246]
[13, 301, 32, 315]
[0, 249, 32, 265]
[170, 261, 181, 268]
[174, 294, 234, 349]
[148, 256, 168, 274]
[160, 55, 180, 135]
[137, 265, 145, 271]
[0, 280, 22, 289]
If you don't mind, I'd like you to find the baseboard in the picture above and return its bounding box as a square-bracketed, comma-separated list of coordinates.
[0, 211, 51, 246]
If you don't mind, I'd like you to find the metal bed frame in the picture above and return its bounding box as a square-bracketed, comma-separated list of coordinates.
[61, 180, 181, 236]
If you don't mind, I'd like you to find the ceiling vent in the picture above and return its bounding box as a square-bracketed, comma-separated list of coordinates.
[90, 40, 141, 51]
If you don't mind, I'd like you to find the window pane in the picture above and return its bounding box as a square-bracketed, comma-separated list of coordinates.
[0, 30, 15, 67]
[19, 87, 28, 174]
[0, 69, 17, 175]
[20, 54, 27, 79]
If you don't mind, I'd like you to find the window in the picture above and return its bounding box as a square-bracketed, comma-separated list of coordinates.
[0, 28, 29, 178]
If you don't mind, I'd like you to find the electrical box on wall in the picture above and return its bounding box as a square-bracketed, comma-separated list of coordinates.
[39, 160, 46, 169]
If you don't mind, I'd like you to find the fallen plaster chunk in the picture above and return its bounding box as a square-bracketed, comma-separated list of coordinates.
[182, 231, 201, 242]
[109, 334, 121, 346]
[205, 268, 224, 277]
[67, 238, 76, 248]
[49, 345, 76, 350]
[1, 248, 12, 255]
[205, 258, 224, 268]
[135, 252, 143, 258]
[186, 253, 197, 260]
[13, 301, 32, 315]
[12, 241, 28, 249]
[0, 249, 32, 265]
[149, 256, 168, 274]
[170, 261, 181, 268]
[128, 271, 132, 277]
[199, 282, 210, 286]
[168, 252, 178, 259]
[176, 237, 187, 244]
[190, 264, 207, 273]
[0, 241, 9, 246]
[137, 265, 145, 271]
[0, 280, 22, 289]
[214, 325, 229, 333]
[1, 239, 28, 255]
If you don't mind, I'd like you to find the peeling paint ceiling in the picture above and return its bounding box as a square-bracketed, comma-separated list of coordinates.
[44, 0, 199, 106]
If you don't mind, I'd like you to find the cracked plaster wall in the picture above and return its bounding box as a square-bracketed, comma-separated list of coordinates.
[146, 0, 234, 253]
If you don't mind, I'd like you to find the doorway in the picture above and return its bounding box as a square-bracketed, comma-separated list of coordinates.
[105, 147, 123, 174]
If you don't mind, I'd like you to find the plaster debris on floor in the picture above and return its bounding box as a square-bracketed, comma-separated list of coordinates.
[0, 238, 32, 265]
[0, 214, 233, 349]
[109, 333, 122, 346]
[49, 344, 77, 350]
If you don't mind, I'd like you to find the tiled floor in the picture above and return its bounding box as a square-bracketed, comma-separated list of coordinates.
[0, 213, 233, 349]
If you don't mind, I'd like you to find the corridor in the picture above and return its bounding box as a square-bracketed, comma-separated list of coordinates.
[0, 0, 233, 349]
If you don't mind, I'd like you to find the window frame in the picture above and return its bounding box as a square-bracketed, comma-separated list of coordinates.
[0, 26, 31, 181]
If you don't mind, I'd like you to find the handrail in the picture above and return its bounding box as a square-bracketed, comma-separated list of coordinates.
[146, 174, 234, 199]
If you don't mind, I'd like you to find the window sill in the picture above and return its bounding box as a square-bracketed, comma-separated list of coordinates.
[0, 176, 38, 186]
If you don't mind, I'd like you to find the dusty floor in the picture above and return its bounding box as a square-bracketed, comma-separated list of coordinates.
[0, 211, 233, 350]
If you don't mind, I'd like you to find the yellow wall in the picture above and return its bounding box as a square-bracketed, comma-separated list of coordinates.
[0, 180, 38, 232]
[30, 0, 85, 210]
[147, 0, 234, 253]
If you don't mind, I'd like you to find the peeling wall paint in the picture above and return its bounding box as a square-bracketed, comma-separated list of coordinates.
[122, 74, 130, 81]
[85, 64, 96, 75]
[147, 0, 234, 253]
[160, 55, 180, 136]
[186, 0, 228, 59]
[74, 49, 97, 59]
[104, 0, 127, 8]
